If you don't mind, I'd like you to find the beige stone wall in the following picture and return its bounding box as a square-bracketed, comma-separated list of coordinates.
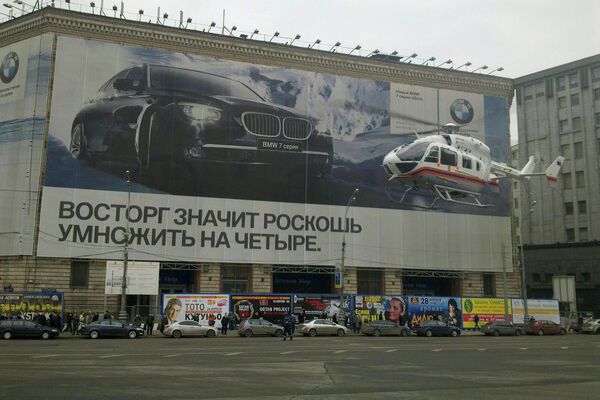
[461, 273, 484, 297]
[342, 267, 357, 294]
[384, 269, 403, 295]
[197, 263, 220, 292]
[495, 272, 522, 298]
[251, 265, 272, 293]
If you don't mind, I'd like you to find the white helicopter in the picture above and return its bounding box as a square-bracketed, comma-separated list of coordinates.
[382, 123, 564, 208]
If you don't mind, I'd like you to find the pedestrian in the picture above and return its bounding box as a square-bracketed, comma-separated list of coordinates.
[378, 311, 384, 321]
[145, 314, 154, 336]
[192, 314, 199, 323]
[299, 311, 306, 324]
[65, 313, 72, 333]
[71, 313, 79, 335]
[85, 311, 93, 325]
[92, 312, 99, 322]
[352, 312, 362, 334]
[473, 314, 480, 330]
[283, 312, 296, 341]
[221, 314, 230, 335]
[320, 311, 327, 319]
[332, 313, 338, 324]
[228, 312, 235, 331]
[134, 314, 142, 327]
[103, 310, 112, 320]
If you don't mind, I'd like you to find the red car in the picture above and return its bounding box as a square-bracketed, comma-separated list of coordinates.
[525, 320, 566, 336]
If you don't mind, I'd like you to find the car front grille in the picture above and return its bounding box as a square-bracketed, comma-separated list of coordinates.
[241, 112, 280, 137]
[283, 117, 312, 140]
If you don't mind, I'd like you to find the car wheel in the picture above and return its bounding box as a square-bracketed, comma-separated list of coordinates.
[41, 331, 50, 340]
[274, 329, 284, 337]
[373, 329, 381, 337]
[3, 331, 12, 340]
[244, 329, 253, 338]
[308, 329, 317, 337]
[336, 329, 345, 337]
[401, 329, 409, 337]
[560, 329, 566, 336]
[493, 330, 500, 337]
[206, 330, 216, 338]
[128, 330, 137, 339]
[425, 330, 433, 337]
[537, 329, 544, 336]
[451, 330, 458, 337]
[89, 330, 99, 339]
[172, 330, 182, 339]
[70, 122, 87, 160]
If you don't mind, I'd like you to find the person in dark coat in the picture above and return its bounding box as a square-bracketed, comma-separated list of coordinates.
[221, 314, 230, 335]
[473, 314, 480, 330]
[92, 313, 99, 322]
[283, 312, 296, 341]
[332, 313, 338, 324]
[298, 311, 306, 324]
[145, 314, 154, 336]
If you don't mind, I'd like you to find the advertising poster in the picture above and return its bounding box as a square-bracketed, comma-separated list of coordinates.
[462, 297, 511, 329]
[354, 295, 408, 325]
[512, 299, 560, 324]
[162, 294, 229, 327]
[230, 295, 291, 324]
[293, 294, 342, 318]
[0, 292, 63, 319]
[105, 261, 160, 295]
[406, 296, 462, 328]
[0, 35, 52, 255]
[37, 35, 511, 273]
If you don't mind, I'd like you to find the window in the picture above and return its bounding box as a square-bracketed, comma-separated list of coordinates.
[70, 260, 89, 288]
[532, 273, 541, 283]
[536, 91, 544, 98]
[564, 202, 573, 215]
[576, 171, 585, 188]
[569, 73, 578, 88]
[595, 112, 600, 127]
[594, 88, 600, 101]
[424, 146, 439, 163]
[558, 96, 567, 108]
[561, 144, 570, 159]
[582, 272, 591, 282]
[574, 142, 584, 159]
[579, 227, 588, 241]
[514, 198, 519, 209]
[357, 269, 383, 294]
[556, 76, 566, 91]
[476, 161, 481, 171]
[572, 117, 581, 131]
[566, 228, 575, 242]
[220, 265, 250, 293]
[483, 274, 496, 296]
[592, 66, 600, 82]
[559, 119, 569, 133]
[513, 181, 518, 190]
[571, 93, 580, 106]
[524, 94, 533, 101]
[563, 173, 572, 189]
[440, 148, 457, 166]
[461, 156, 472, 169]
[578, 200, 587, 214]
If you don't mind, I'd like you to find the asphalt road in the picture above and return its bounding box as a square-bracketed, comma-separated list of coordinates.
[1, 334, 599, 399]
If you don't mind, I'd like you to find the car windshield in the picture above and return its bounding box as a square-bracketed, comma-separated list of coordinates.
[395, 142, 430, 162]
[149, 65, 264, 101]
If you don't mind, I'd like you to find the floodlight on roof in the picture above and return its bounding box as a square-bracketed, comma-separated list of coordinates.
[329, 42, 341, 52]
[249, 29, 259, 39]
[367, 49, 379, 57]
[270, 31, 279, 42]
[421, 56, 436, 65]
[207, 21, 216, 32]
[349, 45, 361, 55]
[308, 38, 321, 49]
[473, 65, 488, 73]
[487, 67, 504, 75]
[289, 34, 301, 45]
[436, 59, 452, 67]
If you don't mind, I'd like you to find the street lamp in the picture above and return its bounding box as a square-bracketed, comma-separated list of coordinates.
[403, 53, 418, 63]
[473, 65, 488, 73]
[289, 34, 301, 45]
[454, 61, 472, 70]
[367, 49, 379, 57]
[519, 198, 536, 322]
[118, 170, 132, 321]
[308, 38, 321, 49]
[329, 41, 341, 52]
[436, 59, 452, 67]
[339, 188, 359, 322]
[487, 67, 504, 75]
[421, 56, 436, 65]
[207, 21, 216, 33]
[249, 29, 259, 39]
[269, 31, 279, 42]
[348, 45, 361, 55]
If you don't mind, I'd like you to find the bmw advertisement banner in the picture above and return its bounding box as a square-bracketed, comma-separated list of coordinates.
[0, 35, 52, 255]
[406, 296, 462, 328]
[36, 35, 512, 272]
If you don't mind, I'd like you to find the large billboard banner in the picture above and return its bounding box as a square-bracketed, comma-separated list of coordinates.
[354, 295, 408, 325]
[162, 294, 229, 327]
[230, 295, 291, 324]
[293, 294, 342, 318]
[0, 292, 63, 319]
[511, 299, 560, 324]
[105, 261, 160, 295]
[37, 36, 511, 272]
[462, 297, 511, 328]
[406, 296, 462, 328]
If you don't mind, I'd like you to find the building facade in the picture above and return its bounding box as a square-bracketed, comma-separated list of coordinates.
[0, 8, 519, 315]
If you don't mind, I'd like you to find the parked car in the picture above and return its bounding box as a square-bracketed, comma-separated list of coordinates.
[413, 320, 461, 337]
[580, 319, 600, 334]
[237, 319, 284, 337]
[69, 64, 333, 195]
[362, 320, 411, 337]
[163, 320, 218, 338]
[297, 319, 348, 337]
[480, 321, 524, 336]
[525, 320, 566, 336]
[0, 320, 60, 340]
[79, 319, 145, 339]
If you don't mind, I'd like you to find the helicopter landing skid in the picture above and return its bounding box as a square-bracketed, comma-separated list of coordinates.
[433, 184, 493, 208]
[385, 184, 441, 210]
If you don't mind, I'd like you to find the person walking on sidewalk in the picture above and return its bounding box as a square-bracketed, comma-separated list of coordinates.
[145, 314, 155, 336]
[221, 314, 230, 335]
[473, 314, 480, 330]
[283, 312, 296, 341]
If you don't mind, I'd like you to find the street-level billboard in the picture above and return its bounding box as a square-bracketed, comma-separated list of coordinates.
[293, 294, 343, 319]
[0, 292, 63, 319]
[406, 296, 462, 328]
[161, 294, 229, 327]
[0, 35, 52, 255]
[37, 35, 512, 272]
[230, 295, 291, 324]
[462, 297, 511, 328]
[511, 299, 560, 324]
[105, 261, 160, 295]
[354, 295, 408, 325]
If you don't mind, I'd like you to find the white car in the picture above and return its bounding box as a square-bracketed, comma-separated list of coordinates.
[581, 319, 600, 334]
[298, 319, 348, 337]
[163, 320, 218, 338]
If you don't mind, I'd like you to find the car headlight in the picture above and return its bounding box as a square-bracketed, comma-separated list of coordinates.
[179, 103, 222, 122]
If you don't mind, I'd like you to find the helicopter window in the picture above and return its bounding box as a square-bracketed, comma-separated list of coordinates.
[462, 156, 472, 169]
[476, 161, 481, 171]
[395, 142, 429, 162]
[424, 146, 439, 163]
[440, 148, 457, 167]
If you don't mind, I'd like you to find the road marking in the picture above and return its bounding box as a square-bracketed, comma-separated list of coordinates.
[280, 351, 297, 355]
[477, 348, 487, 351]
[520, 347, 528, 350]
[32, 354, 59, 359]
[432, 349, 443, 352]
[225, 352, 242, 356]
[333, 350, 348, 354]
[561, 346, 569, 350]
[99, 355, 122, 359]
[385, 349, 399, 353]
[163, 354, 180, 358]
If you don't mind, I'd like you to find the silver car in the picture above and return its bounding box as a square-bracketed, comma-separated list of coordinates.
[237, 319, 285, 337]
[163, 320, 218, 338]
[581, 319, 600, 334]
[298, 319, 348, 337]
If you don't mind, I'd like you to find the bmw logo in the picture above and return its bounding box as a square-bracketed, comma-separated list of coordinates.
[0, 52, 19, 84]
[450, 98, 474, 124]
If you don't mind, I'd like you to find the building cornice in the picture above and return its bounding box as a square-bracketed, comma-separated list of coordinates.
[0, 8, 513, 97]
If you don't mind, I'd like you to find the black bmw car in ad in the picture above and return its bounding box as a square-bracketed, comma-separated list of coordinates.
[69, 64, 333, 195]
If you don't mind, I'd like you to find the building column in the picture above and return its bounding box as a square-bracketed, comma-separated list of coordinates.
[343, 267, 357, 294]
[251, 265, 272, 293]
[461, 273, 483, 297]
[198, 263, 220, 292]
[384, 269, 403, 295]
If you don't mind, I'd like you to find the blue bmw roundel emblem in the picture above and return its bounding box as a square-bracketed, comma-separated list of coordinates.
[450, 98, 474, 124]
[0, 52, 19, 84]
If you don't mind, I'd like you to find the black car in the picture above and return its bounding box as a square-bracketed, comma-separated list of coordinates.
[480, 321, 524, 336]
[361, 320, 412, 337]
[79, 319, 145, 339]
[0, 319, 60, 340]
[69, 64, 333, 195]
[413, 320, 461, 337]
